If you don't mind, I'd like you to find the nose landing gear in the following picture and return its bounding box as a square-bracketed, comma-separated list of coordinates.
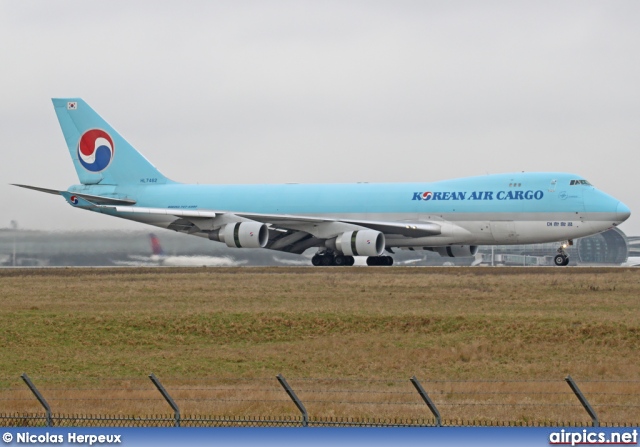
[553, 241, 572, 266]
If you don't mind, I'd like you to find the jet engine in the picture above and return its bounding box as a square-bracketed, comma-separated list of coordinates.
[209, 222, 269, 248]
[433, 245, 478, 258]
[334, 230, 385, 257]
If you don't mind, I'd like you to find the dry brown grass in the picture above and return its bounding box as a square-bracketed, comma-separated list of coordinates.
[0, 267, 639, 424]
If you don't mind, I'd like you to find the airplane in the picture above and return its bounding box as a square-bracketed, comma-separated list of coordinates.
[13, 98, 631, 267]
[114, 233, 244, 267]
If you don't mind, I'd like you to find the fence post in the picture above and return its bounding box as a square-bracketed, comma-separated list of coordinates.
[565, 375, 599, 427]
[149, 373, 180, 427]
[410, 376, 442, 427]
[21, 373, 52, 427]
[276, 374, 308, 427]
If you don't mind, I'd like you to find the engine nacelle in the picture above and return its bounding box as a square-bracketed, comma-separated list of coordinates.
[334, 230, 385, 257]
[434, 245, 478, 258]
[209, 222, 268, 248]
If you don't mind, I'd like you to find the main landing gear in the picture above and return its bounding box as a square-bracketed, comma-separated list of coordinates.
[553, 241, 572, 266]
[366, 256, 394, 266]
[312, 252, 355, 266]
[311, 251, 394, 267]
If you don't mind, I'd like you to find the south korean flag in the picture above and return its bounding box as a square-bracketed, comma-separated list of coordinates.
[67, 101, 77, 110]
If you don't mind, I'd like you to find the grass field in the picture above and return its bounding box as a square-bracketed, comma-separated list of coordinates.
[0, 267, 639, 424]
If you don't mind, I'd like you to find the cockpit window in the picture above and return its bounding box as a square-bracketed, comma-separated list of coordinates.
[570, 179, 592, 186]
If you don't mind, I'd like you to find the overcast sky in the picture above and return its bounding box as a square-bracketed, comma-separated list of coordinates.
[1, 0, 639, 235]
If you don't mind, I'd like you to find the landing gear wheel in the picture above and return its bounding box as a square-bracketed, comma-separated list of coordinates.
[346, 256, 355, 266]
[311, 255, 322, 266]
[334, 255, 347, 266]
[320, 255, 334, 266]
[554, 254, 569, 267]
[366, 256, 394, 266]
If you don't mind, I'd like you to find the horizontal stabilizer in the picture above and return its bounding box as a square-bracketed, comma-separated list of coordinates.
[12, 184, 137, 205]
[11, 184, 61, 195]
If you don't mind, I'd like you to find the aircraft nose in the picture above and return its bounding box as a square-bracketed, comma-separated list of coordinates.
[616, 201, 631, 224]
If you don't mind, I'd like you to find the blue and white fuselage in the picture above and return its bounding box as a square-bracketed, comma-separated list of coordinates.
[15, 98, 631, 266]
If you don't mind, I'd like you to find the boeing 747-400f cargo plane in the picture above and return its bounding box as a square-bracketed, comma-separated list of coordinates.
[14, 99, 631, 267]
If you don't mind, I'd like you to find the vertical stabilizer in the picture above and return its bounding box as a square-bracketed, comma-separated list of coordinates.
[52, 98, 172, 185]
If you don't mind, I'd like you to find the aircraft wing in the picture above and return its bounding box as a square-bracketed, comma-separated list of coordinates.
[233, 212, 442, 238]
[105, 206, 441, 238]
[100, 205, 443, 254]
[17, 185, 441, 242]
[21, 186, 443, 254]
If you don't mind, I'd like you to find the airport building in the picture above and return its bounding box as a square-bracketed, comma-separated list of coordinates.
[0, 227, 634, 267]
[476, 227, 629, 266]
[0, 229, 284, 267]
[627, 236, 640, 258]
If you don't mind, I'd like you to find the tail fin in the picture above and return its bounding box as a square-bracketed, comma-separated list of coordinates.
[52, 98, 172, 185]
[149, 233, 165, 256]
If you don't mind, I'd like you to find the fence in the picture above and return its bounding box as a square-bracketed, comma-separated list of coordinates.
[1, 374, 638, 427]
